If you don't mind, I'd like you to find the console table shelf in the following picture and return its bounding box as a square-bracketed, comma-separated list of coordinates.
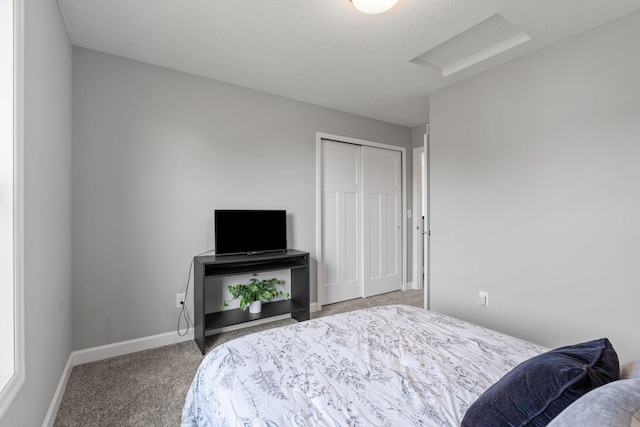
[204, 300, 308, 330]
[194, 250, 310, 355]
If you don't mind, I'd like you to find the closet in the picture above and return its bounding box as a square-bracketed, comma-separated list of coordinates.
[319, 138, 403, 305]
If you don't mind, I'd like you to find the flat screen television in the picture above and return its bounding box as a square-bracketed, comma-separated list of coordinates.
[214, 210, 287, 256]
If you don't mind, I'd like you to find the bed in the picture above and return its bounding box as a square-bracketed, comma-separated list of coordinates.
[181, 304, 549, 426]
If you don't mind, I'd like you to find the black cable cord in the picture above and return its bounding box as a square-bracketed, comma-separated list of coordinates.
[177, 249, 215, 337]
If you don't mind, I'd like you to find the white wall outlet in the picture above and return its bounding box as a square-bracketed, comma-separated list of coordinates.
[479, 291, 489, 307]
[176, 293, 185, 309]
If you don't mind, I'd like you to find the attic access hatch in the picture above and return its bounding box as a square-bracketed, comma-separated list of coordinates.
[411, 14, 531, 77]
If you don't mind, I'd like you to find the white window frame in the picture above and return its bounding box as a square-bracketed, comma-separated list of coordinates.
[0, 0, 25, 417]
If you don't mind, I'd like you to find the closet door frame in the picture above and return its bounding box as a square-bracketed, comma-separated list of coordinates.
[315, 132, 407, 311]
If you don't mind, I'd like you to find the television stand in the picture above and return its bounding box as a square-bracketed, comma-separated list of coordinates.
[193, 249, 310, 355]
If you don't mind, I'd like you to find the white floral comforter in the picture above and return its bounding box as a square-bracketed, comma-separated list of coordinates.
[182, 305, 546, 426]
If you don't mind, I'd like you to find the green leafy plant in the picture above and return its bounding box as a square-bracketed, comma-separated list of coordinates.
[221, 274, 289, 311]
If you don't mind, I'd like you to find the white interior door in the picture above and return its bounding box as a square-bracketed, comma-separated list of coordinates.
[412, 146, 425, 290]
[320, 140, 361, 304]
[362, 146, 402, 297]
[424, 128, 430, 310]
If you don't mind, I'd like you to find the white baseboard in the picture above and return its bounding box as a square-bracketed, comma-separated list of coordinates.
[41, 354, 74, 427]
[406, 281, 424, 291]
[73, 329, 194, 366]
[310, 302, 319, 313]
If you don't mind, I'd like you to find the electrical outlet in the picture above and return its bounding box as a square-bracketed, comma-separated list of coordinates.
[479, 291, 489, 307]
[176, 293, 185, 309]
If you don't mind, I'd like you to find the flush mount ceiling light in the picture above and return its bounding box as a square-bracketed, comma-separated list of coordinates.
[350, 0, 399, 14]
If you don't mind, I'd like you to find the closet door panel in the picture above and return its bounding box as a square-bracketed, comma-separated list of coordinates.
[321, 140, 361, 304]
[363, 146, 402, 297]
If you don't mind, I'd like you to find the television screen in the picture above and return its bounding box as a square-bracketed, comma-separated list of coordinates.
[214, 210, 287, 256]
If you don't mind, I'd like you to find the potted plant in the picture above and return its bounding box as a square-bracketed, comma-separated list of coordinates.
[221, 274, 289, 314]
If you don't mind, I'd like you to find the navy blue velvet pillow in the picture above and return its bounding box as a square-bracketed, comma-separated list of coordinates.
[461, 338, 619, 427]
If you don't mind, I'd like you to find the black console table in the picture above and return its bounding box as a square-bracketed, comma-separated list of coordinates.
[193, 249, 310, 354]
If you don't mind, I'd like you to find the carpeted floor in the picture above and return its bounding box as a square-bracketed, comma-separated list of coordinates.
[53, 290, 423, 426]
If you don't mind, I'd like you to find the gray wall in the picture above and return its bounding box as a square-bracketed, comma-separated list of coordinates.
[71, 48, 411, 350]
[429, 11, 640, 363]
[411, 123, 428, 148]
[0, 0, 72, 425]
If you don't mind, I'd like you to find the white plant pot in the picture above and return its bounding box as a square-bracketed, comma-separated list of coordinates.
[249, 300, 262, 314]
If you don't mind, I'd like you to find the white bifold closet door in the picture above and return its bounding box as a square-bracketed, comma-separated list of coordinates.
[321, 140, 402, 305]
[362, 145, 402, 297]
[322, 141, 361, 304]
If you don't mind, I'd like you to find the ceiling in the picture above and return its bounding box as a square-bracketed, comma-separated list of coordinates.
[57, 0, 640, 128]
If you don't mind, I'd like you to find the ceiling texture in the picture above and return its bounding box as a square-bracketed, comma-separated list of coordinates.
[57, 0, 640, 127]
